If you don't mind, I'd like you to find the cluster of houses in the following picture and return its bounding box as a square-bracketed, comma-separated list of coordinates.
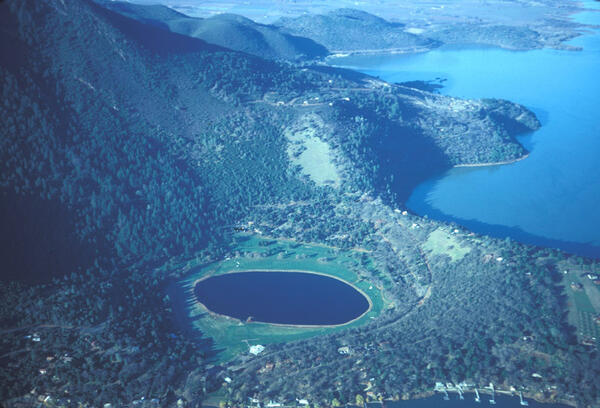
[585, 273, 600, 285]
[247, 397, 309, 408]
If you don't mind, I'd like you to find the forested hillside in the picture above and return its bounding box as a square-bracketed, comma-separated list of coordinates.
[2, 0, 595, 407]
[97, 0, 329, 61]
[275, 9, 439, 54]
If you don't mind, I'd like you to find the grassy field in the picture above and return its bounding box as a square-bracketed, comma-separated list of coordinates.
[176, 234, 387, 362]
[285, 113, 341, 187]
[422, 227, 471, 263]
[560, 263, 600, 347]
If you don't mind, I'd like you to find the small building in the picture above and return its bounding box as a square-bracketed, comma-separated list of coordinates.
[337, 346, 351, 355]
[249, 345, 265, 355]
[570, 282, 583, 291]
[434, 382, 446, 391]
[582, 338, 596, 346]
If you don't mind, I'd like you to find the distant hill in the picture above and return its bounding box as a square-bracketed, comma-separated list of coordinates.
[96, 0, 329, 61]
[275, 8, 440, 54]
[427, 23, 545, 50]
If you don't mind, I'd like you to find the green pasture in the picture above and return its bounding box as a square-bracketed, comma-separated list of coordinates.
[176, 234, 386, 362]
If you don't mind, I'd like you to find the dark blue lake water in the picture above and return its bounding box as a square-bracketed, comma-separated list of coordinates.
[380, 393, 571, 408]
[194, 271, 369, 325]
[331, 1, 600, 258]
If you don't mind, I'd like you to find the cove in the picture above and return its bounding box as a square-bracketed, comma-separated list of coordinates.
[194, 271, 370, 326]
[330, 1, 600, 258]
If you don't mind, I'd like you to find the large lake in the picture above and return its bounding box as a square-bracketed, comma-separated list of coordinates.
[194, 271, 370, 325]
[331, 1, 600, 258]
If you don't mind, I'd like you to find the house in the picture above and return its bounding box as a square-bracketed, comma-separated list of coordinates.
[570, 282, 583, 291]
[337, 346, 351, 355]
[249, 345, 265, 355]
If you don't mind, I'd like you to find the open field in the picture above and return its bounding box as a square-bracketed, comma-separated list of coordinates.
[176, 234, 387, 362]
[560, 262, 600, 348]
[285, 113, 341, 187]
[422, 227, 471, 263]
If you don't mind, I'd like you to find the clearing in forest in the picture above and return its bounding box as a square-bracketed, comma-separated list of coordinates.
[422, 227, 471, 262]
[285, 113, 341, 187]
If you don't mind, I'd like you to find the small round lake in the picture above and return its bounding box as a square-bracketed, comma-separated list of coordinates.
[194, 271, 371, 326]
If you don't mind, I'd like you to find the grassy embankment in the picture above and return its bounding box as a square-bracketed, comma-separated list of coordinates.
[176, 234, 388, 362]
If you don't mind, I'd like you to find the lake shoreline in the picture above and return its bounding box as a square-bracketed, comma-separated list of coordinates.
[379, 387, 575, 408]
[454, 153, 530, 168]
[192, 268, 374, 329]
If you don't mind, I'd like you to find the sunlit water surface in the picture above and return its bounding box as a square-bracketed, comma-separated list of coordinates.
[331, 2, 600, 257]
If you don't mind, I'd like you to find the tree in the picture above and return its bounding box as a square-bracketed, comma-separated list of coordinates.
[355, 394, 365, 406]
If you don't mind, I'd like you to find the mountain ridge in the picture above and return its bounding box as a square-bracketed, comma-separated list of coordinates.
[96, 0, 329, 61]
